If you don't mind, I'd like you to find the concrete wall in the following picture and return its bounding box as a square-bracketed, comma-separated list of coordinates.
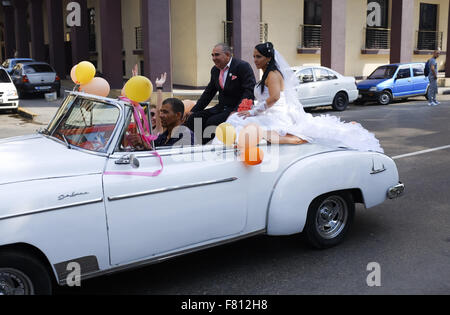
[412, 0, 449, 71]
[171, 0, 225, 87]
[262, 0, 320, 68]
[171, 0, 197, 86]
[259, 0, 448, 78]
[345, 0, 390, 77]
[122, 0, 141, 78]
[195, 0, 226, 85]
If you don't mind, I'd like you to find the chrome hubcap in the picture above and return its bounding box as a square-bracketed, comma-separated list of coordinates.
[380, 94, 389, 104]
[0, 269, 34, 295]
[315, 196, 348, 239]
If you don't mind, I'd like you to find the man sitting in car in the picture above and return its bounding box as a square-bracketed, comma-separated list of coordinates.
[128, 98, 195, 150]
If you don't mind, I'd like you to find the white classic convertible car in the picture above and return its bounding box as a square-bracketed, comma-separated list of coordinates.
[0, 92, 404, 295]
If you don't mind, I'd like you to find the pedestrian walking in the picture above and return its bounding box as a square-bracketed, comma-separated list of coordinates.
[427, 50, 441, 106]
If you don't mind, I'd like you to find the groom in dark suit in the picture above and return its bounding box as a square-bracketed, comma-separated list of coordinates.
[185, 43, 256, 144]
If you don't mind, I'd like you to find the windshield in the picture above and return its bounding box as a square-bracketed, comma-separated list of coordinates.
[0, 69, 11, 83]
[47, 95, 120, 153]
[368, 66, 398, 80]
[24, 64, 54, 73]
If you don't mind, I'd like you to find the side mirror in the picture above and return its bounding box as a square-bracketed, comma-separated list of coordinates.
[115, 154, 140, 168]
[130, 155, 140, 168]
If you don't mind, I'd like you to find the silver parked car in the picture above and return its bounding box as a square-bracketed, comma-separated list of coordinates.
[292, 66, 359, 111]
[10, 62, 61, 98]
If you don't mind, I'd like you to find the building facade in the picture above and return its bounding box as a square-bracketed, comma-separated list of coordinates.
[1, 0, 450, 91]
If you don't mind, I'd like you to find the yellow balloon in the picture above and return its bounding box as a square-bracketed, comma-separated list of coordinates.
[124, 76, 153, 103]
[216, 123, 236, 146]
[75, 61, 96, 85]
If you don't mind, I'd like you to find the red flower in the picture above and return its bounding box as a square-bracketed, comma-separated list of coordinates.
[238, 98, 253, 112]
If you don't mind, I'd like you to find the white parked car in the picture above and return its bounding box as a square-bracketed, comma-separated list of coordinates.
[0, 67, 19, 112]
[0, 92, 404, 295]
[292, 66, 359, 111]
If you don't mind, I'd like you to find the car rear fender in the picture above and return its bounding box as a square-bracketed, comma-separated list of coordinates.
[266, 151, 399, 236]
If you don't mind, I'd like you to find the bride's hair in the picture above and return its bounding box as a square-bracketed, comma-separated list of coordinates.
[255, 42, 283, 93]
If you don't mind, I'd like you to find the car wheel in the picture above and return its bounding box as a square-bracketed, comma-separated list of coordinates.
[332, 92, 349, 111]
[303, 192, 355, 249]
[0, 250, 52, 295]
[378, 91, 392, 105]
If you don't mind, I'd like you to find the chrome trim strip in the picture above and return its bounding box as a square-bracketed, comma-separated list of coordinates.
[108, 177, 238, 202]
[0, 198, 104, 221]
[111, 145, 236, 159]
[58, 229, 266, 285]
[371, 168, 386, 175]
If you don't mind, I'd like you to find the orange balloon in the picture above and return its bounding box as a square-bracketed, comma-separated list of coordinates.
[183, 100, 196, 115]
[238, 123, 263, 151]
[80, 77, 110, 97]
[242, 147, 264, 166]
[70, 65, 78, 84]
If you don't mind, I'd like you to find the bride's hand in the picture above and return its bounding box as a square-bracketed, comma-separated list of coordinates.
[237, 111, 252, 119]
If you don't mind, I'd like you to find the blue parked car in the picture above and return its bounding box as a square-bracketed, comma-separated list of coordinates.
[357, 63, 429, 105]
[1, 58, 35, 75]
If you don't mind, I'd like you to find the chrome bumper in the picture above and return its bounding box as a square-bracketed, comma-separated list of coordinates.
[388, 182, 405, 199]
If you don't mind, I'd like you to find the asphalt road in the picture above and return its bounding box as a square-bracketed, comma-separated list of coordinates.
[1, 96, 450, 295]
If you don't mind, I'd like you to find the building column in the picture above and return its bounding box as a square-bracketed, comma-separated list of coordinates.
[99, 0, 123, 89]
[3, 4, 16, 59]
[70, 0, 89, 65]
[390, 0, 414, 64]
[232, 0, 260, 79]
[141, 0, 172, 92]
[30, 0, 46, 61]
[321, 0, 346, 74]
[12, 0, 29, 57]
[46, 0, 66, 77]
[445, 3, 450, 77]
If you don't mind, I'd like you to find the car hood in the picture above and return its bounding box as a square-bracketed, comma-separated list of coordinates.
[0, 134, 106, 185]
[357, 79, 389, 89]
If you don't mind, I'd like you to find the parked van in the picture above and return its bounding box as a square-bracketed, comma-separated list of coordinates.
[357, 63, 429, 105]
[0, 67, 19, 112]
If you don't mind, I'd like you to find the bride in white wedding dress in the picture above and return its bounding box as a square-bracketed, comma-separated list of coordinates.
[223, 42, 384, 153]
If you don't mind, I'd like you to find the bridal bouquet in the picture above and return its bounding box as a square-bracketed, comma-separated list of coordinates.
[238, 99, 253, 112]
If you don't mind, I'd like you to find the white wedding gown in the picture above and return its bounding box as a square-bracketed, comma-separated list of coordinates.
[223, 86, 384, 153]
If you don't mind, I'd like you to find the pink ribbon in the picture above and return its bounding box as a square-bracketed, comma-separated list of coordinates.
[104, 97, 164, 177]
